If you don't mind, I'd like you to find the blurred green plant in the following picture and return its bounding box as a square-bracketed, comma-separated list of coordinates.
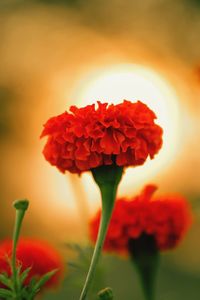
[98, 287, 113, 300]
[42, 244, 107, 300]
[43, 244, 200, 300]
[0, 200, 57, 300]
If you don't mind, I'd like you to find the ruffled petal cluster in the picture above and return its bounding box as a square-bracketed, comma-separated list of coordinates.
[90, 185, 192, 253]
[0, 238, 64, 289]
[41, 100, 163, 174]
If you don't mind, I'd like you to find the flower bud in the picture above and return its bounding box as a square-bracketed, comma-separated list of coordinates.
[13, 199, 29, 211]
[98, 287, 113, 300]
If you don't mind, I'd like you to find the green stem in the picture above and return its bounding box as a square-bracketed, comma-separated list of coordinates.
[79, 184, 116, 300]
[79, 165, 123, 300]
[128, 234, 159, 300]
[136, 262, 156, 300]
[12, 200, 29, 298]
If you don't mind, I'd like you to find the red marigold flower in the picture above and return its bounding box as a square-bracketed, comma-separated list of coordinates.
[41, 101, 163, 174]
[90, 185, 192, 253]
[0, 238, 64, 289]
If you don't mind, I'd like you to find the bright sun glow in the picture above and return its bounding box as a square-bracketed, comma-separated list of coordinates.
[70, 64, 182, 210]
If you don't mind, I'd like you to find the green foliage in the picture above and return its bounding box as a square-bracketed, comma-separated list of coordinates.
[43, 244, 106, 300]
[0, 265, 57, 300]
[19, 268, 32, 287]
[0, 198, 59, 299]
[0, 288, 13, 298]
[0, 273, 13, 289]
[42, 244, 200, 300]
[27, 269, 58, 299]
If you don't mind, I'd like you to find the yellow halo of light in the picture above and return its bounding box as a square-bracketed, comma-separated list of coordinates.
[70, 64, 182, 207]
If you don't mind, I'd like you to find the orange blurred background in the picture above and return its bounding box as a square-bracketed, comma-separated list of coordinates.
[1, 0, 200, 282]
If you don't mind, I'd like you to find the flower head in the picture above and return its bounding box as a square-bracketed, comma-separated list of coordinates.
[90, 185, 192, 254]
[41, 101, 163, 174]
[0, 238, 64, 289]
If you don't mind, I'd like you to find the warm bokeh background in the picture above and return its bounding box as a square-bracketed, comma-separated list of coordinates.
[1, 0, 200, 299]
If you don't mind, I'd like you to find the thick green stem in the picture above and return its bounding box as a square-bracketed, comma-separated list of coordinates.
[128, 234, 159, 300]
[79, 165, 123, 300]
[79, 184, 116, 300]
[12, 200, 29, 298]
[135, 261, 156, 300]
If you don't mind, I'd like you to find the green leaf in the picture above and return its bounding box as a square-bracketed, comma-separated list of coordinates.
[16, 264, 22, 276]
[0, 288, 13, 298]
[19, 267, 32, 286]
[0, 274, 12, 289]
[21, 287, 33, 300]
[22, 277, 37, 300]
[28, 277, 37, 289]
[27, 269, 58, 299]
[32, 269, 57, 292]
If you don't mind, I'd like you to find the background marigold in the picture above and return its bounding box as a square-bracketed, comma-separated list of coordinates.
[89, 185, 192, 253]
[0, 238, 64, 289]
[41, 100, 163, 174]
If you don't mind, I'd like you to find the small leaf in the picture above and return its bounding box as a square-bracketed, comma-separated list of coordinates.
[19, 267, 32, 286]
[0, 274, 12, 289]
[21, 287, 33, 300]
[29, 277, 37, 289]
[22, 277, 38, 300]
[32, 269, 57, 292]
[16, 264, 22, 276]
[28, 269, 58, 299]
[0, 288, 13, 298]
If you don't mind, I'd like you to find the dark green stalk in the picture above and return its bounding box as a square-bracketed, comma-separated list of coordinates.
[128, 234, 159, 300]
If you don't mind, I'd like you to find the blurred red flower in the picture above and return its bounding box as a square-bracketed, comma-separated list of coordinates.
[41, 100, 163, 174]
[90, 185, 192, 254]
[0, 238, 64, 289]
